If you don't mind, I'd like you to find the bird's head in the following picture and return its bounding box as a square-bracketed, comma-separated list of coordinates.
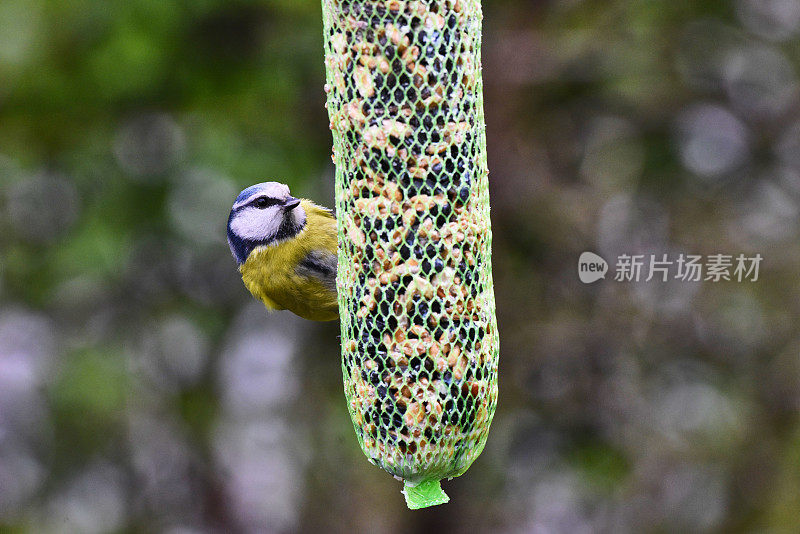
[227, 182, 307, 265]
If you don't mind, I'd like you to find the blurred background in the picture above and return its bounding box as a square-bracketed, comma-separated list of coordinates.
[1, 0, 800, 532]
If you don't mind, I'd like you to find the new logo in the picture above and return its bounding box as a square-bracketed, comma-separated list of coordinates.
[578, 252, 608, 284]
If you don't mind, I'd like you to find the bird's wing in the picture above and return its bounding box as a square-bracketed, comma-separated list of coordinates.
[295, 249, 337, 292]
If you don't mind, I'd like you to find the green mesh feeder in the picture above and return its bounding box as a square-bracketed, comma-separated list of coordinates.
[321, 0, 499, 509]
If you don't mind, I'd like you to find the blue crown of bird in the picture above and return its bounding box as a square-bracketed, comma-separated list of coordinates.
[227, 182, 339, 321]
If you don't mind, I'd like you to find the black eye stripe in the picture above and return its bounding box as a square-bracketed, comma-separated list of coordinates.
[253, 196, 280, 209]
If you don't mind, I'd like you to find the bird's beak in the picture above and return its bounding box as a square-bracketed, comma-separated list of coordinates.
[284, 196, 301, 210]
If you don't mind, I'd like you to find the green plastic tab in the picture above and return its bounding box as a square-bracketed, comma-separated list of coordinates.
[403, 479, 450, 510]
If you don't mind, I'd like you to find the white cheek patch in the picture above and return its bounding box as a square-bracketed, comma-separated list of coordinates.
[230, 206, 282, 241]
[291, 207, 307, 228]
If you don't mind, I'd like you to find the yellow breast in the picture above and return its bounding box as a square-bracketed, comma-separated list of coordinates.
[240, 200, 339, 321]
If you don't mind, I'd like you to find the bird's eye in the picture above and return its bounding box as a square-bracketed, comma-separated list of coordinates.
[255, 197, 271, 209]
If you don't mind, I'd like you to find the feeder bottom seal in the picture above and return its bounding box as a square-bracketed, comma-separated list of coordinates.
[402, 479, 450, 509]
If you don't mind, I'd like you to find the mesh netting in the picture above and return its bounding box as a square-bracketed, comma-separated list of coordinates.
[321, 0, 498, 508]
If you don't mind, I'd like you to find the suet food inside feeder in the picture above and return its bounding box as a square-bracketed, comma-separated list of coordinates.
[322, 0, 498, 509]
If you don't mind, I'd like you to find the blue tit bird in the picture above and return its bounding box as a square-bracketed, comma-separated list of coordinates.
[227, 182, 339, 321]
